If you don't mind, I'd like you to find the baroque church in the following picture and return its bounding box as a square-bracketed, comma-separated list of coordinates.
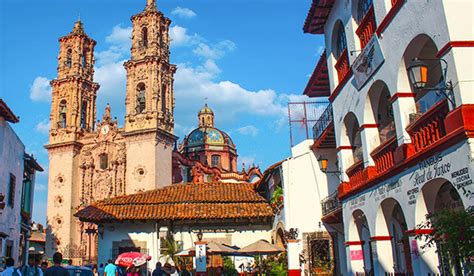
[45, 0, 262, 262]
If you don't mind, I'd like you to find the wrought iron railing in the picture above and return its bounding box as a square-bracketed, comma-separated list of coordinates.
[313, 104, 333, 141]
[321, 191, 341, 217]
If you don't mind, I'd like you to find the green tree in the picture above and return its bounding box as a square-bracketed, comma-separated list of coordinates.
[161, 236, 179, 264]
[223, 256, 238, 276]
[416, 208, 474, 275]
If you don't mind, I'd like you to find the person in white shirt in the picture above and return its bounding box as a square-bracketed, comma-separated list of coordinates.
[1, 258, 22, 276]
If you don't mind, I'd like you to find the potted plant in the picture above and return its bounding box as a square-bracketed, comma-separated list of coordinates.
[270, 186, 284, 211]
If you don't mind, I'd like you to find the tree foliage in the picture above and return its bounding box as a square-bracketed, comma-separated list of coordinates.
[416, 208, 474, 273]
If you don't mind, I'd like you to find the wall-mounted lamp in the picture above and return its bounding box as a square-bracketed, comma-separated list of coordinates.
[197, 230, 203, 242]
[407, 58, 456, 107]
[318, 157, 342, 181]
[97, 224, 105, 239]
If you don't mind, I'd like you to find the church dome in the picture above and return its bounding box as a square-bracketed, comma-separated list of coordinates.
[186, 127, 235, 148]
[198, 104, 214, 115]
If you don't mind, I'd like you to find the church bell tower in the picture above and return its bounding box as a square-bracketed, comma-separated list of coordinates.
[49, 20, 99, 144]
[123, 0, 177, 191]
[46, 20, 99, 258]
[124, 0, 176, 134]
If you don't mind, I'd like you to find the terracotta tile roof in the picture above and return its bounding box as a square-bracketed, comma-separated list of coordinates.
[29, 232, 46, 243]
[75, 182, 274, 223]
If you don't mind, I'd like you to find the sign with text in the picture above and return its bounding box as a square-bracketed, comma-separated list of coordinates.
[195, 243, 207, 272]
[352, 35, 384, 90]
[350, 250, 364, 261]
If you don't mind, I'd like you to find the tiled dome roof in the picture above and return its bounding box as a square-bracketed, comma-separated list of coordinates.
[186, 127, 234, 148]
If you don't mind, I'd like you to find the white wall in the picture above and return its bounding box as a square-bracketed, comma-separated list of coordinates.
[98, 223, 159, 272]
[99, 222, 272, 272]
[0, 117, 25, 265]
[282, 140, 331, 233]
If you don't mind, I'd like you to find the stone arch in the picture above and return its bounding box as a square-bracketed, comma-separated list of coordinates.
[331, 20, 347, 60]
[341, 112, 363, 165]
[374, 198, 412, 274]
[397, 34, 444, 113]
[58, 99, 67, 128]
[414, 178, 465, 273]
[136, 82, 146, 114]
[347, 209, 374, 273]
[141, 26, 148, 47]
[273, 222, 286, 248]
[364, 80, 396, 147]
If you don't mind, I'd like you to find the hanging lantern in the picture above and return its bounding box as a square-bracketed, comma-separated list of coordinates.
[407, 58, 429, 89]
[318, 158, 329, 173]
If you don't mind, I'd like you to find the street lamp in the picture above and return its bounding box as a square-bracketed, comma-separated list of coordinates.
[407, 58, 456, 107]
[196, 230, 203, 242]
[318, 157, 342, 181]
[407, 58, 428, 89]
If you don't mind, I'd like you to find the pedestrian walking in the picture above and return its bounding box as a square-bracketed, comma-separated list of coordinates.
[43, 252, 68, 276]
[0, 258, 21, 276]
[21, 257, 42, 276]
[104, 259, 118, 276]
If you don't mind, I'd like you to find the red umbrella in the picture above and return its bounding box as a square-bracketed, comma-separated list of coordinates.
[115, 252, 151, 268]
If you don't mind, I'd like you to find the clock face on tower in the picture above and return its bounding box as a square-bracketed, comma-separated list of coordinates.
[101, 125, 110, 135]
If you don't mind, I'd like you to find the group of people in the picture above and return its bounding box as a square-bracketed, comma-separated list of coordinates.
[1, 252, 71, 276]
[92, 261, 190, 276]
[1, 255, 191, 276]
[150, 262, 190, 276]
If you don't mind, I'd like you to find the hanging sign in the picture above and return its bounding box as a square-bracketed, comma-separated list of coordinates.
[195, 242, 207, 273]
[352, 35, 385, 90]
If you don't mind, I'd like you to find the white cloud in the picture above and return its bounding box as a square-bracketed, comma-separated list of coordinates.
[96, 25, 132, 66]
[94, 60, 127, 116]
[171, 6, 197, 19]
[105, 25, 132, 48]
[30, 77, 51, 102]
[35, 183, 47, 192]
[236, 125, 259, 137]
[169, 25, 201, 47]
[193, 40, 236, 60]
[35, 120, 50, 135]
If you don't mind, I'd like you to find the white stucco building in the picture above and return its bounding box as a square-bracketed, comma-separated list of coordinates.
[75, 182, 274, 273]
[256, 139, 345, 275]
[0, 99, 43, 266]
[303, 0, 473, 274]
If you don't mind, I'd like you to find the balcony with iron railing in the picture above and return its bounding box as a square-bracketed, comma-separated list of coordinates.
[312, 103, 336, 148]
[321, 191, 341, 217]
[313, 104, 333, 140]
[355, 6, 377, 49]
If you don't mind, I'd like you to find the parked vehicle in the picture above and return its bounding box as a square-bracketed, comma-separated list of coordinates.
[66, 266, 94, 276]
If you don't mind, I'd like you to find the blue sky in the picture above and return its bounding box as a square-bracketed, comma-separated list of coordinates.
[0, 0, 324, 224]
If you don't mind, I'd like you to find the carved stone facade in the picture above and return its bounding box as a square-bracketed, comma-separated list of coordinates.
[45, 0, 176, 263]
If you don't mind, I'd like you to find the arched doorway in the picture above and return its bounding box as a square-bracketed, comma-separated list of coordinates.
[366, 81, 396, 146]
[415, 178, 465, 274]
[348, 209, 374, 274]
[342, 113, 363, 165]
[376, 198, 413, 274]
